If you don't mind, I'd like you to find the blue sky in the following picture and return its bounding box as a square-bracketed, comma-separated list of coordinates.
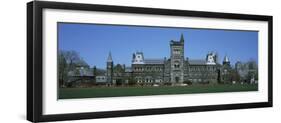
[58, 23, 258, 69]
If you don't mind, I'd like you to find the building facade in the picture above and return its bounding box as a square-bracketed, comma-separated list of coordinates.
[235, 60, 258, 84]
[106, 34, 228, 85]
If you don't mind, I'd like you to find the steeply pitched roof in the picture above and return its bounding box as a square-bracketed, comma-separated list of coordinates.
[144, 59, 164, 64]
[189, 59, 206, 65]
[107, 52, 113, 62]
[180, 33, 184, 42]
[224, 55, 230, 62]
[68, 68, 94, 76]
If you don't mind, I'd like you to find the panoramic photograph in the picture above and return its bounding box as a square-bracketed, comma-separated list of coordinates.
[58, 22, 258, 99]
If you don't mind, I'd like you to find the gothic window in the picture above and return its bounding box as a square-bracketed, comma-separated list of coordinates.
[173, 49, 181, 54]
[174, 64, 180, 68]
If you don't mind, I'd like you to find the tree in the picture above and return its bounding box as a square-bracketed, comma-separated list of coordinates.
[128, 77, 137, 86]
[63, 50, 83, 70]
[58, 50, 89, 87]
[217, 69, 221, 84]
[92, 66, 97, 84]
[231, 70, 240, 82]
[58, 52, 67, 87]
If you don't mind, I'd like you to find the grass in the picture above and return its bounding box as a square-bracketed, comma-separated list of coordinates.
[58, 84, 258, 99]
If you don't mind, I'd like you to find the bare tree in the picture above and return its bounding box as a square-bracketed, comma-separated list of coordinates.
[58, 51, 67, 87]
[58, 50, 88, 87]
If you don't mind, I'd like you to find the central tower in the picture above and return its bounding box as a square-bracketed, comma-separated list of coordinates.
[170, 34, 185, 84]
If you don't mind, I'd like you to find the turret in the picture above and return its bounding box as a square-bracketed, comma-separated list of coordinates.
[106, 52, 113, 85]
[180, 33, 184, 43]
[223, 55, 230, 67]
[107, 52, 113, 62]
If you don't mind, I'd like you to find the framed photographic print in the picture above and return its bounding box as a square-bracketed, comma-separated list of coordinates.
[27, 1, 273, 122]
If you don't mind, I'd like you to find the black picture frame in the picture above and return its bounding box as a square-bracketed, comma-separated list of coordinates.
[27, 1, 273, 122]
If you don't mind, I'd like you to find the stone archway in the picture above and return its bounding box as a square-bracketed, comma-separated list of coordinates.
[175, 77, 179, 83]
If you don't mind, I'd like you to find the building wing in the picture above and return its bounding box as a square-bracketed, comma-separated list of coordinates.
[144, 59, 164, 64]
[189, 59, 206, 65]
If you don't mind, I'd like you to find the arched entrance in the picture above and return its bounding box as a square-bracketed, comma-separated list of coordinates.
[175, 77, 179, 83]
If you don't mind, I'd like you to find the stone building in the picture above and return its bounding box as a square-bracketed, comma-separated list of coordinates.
[235, 60, 258, 83]
[106, 34, 226, 85]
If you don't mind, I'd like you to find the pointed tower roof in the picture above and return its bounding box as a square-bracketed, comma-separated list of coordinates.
[107, 52, 113, 62]
[223, 55, 230, 62]
[180, 33, 184, 42]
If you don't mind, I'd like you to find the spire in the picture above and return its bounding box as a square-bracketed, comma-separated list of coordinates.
[107, 52, 113, 62]
[180, 33, 184, 42]
[223, 55, 229, 62]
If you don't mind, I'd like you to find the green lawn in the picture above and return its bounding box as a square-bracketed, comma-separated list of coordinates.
[59, 84, 258, 99]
